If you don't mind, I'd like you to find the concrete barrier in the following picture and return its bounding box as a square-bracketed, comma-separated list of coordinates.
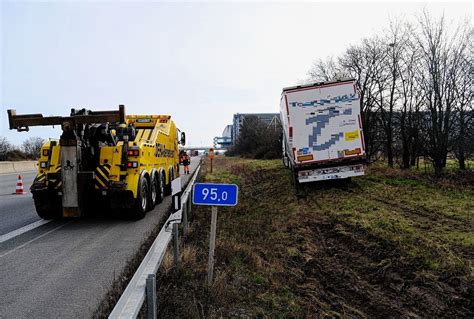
[13, 161, 38, 173]
[0, 162, 15, 174]
[0, 161, 37, 174]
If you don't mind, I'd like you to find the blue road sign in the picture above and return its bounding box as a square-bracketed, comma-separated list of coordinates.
[193, 183, 238, 206]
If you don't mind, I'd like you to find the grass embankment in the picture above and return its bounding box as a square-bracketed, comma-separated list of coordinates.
[156, 157, 473, 318]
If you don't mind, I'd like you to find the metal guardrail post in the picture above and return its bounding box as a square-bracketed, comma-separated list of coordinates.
[146, 274, 156, 319]
[187, 190, 192, 215]
[182, 204, 188, 233]
[207, 206, 218, 285]
[172, 223, 179, 272]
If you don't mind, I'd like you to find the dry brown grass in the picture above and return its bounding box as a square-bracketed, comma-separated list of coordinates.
[154, 157, 473, 318]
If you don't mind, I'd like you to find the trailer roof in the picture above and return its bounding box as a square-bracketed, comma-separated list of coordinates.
[282, 78, 355, 93]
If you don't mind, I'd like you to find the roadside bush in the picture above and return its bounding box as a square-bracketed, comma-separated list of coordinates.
[227, 116, 282, 159]
[6, 149, 29, 161]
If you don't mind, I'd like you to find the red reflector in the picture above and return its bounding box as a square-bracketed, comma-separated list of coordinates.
[127, 161, 139, 168]
[128, 150, 133, 156]
[289, 126, 293, 138]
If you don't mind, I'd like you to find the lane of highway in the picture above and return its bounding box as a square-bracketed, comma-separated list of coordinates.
[0, 171, 39, 236]
[0, 157, 200, 318]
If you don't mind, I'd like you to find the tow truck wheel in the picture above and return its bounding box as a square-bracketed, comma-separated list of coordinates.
[157, 173, 165, 203]
[150, 173, 164, 208]
[132, 176, 148, 220]
[164, 169, 173, 196]
[33, 193, 61, 220]
[149, 175, 158, 210]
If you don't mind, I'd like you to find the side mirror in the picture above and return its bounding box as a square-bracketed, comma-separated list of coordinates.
[180, 132, 186, 145]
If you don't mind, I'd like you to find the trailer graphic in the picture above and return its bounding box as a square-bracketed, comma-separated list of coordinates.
[305, 107, 353, 152]
[289, 93, 358, 108]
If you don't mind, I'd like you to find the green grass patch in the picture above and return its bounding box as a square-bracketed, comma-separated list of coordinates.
[156, 156, 473, 318]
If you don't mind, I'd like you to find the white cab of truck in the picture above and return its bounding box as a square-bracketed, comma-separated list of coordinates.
[280, 78, 366, 183]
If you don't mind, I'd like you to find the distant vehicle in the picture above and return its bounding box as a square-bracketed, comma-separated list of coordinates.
[280, 79, 366, 184]
[7, 106, 185, 219]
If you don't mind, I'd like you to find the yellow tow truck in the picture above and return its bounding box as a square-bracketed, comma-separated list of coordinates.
[7, 105, 185, 219]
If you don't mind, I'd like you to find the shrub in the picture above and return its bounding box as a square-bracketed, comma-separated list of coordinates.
[228, 116, 282, 159]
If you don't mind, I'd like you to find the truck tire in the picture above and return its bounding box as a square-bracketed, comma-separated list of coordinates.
[291, 169, 299, 187]
[282, 155, 289, 168]
[164, 169, 173, 196]
[149, 174, 158, 210]
[150, 173, 164, 208]
[132, 176, 148, 220]
[157, 172, 165, 203]
[340, 177, 352, 187]
[33, 193, 62, 220]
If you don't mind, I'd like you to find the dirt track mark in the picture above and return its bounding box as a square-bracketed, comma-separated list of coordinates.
[288, 212, 473, 318]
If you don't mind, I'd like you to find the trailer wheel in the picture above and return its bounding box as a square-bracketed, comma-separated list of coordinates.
[132, 176, 148, 220]
[291, 169, 299, 187]
[282, 155, 289, 168]
[339, 177, 352, 187]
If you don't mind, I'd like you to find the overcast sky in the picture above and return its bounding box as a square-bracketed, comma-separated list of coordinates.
[1, 1, 471, 146]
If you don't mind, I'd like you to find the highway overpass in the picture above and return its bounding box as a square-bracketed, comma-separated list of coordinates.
[183, 146, 228, 152]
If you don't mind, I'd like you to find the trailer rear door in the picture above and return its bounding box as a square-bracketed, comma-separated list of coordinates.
[284, 80, 365, 164]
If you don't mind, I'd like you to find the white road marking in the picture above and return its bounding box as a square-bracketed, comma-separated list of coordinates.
[0, 219, 51, 244]
[0, 221, 72, 258]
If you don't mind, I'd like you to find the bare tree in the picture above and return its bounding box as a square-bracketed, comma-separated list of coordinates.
[397, 29, 425, 168]
[452, 29, 473, 169]
[0, 136, 13, 161]
[307, 56, 348, 82]
[375, 22, 410, 167]
[341, 38, 387, 161]
[22, 137, 44, 159]
[304, 11, 472, 171]
[415, 12, 467, 174]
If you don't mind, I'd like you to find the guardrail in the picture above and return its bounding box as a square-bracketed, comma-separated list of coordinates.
[109, 163, 201, 319]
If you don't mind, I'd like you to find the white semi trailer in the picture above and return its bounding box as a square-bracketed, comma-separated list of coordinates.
[280, 79, 366, 184]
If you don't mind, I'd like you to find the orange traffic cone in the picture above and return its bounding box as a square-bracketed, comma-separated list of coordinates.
[15, 175, 27, 195]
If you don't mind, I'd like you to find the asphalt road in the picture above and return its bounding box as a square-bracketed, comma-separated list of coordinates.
[0, 171, 38, 236]
[0, 157, 200, 318]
